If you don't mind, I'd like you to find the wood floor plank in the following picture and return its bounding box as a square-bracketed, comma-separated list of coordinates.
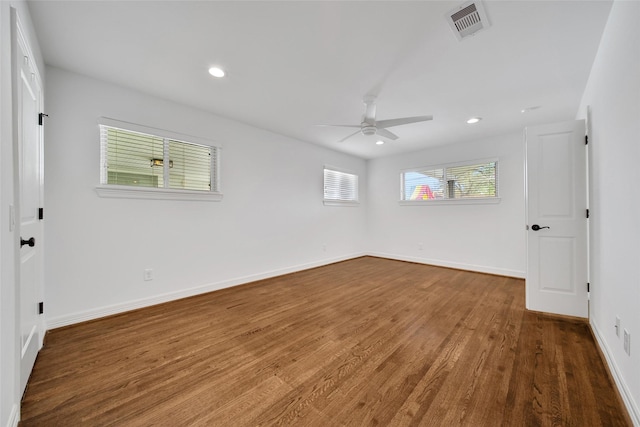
[20, 257, 631, 426]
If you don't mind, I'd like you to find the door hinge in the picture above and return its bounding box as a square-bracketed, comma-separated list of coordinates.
[38, 113, 48, 126]
[39, 207, 44, 220]
[38, 301, 44, 315]
[585, 135, 589, 145]
[586, 209, 589, 219]
[587, 283, 590, 293]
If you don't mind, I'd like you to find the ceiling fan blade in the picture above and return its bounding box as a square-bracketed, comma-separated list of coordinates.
[376, 128, 399, 140]
[338, 129, 362, 143]
[376, 115, 433, 129]
[316, 124, 361, 129]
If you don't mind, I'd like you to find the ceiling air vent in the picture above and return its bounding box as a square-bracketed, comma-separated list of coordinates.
[446, 1, 491, 41]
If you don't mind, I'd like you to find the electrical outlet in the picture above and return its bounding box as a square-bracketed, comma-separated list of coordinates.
[322, 244, 327, 252]
[144, 269, 153, 281]
[418, 243, 423, 251]
[623, 329, 631, 355]
[615, 316, 621, 337]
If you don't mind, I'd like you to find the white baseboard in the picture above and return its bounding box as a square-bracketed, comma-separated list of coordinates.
[591, 320, 640, 426]
[46, 253, 366, 329]
[6, 404, 19, 427]
[367, 251, 526, 278]
[46, 252, 523, 329]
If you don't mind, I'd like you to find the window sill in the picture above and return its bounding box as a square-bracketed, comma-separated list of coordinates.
[323, 200, 359, 207]
[95, 185, 223, 202]
[399, 197, 500, 206]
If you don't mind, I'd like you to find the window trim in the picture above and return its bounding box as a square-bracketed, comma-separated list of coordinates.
[96, 117, 223, 201]
[323, 165, 359, 206]
[323, 199, 360, 207]
[398, 197, 501, 206]
[95, 185, 223, 202]
[400, 158, 499, 205]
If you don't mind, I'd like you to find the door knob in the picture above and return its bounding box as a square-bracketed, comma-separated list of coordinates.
[531, 224, 550, 231]
[20, 237, 35, 247]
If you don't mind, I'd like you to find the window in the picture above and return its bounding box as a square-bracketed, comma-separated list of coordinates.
[96, 118, 221, 201]
[401, 160, 498, 203]
[324, 167, 358, 206]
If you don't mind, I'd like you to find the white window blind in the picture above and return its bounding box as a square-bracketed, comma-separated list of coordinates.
[168, 139, 213, 191]
[445, 162, 497, 199]
[401, 160, 497, 202]
[324, 167, 358, 204]
[100, 124, 218, 193]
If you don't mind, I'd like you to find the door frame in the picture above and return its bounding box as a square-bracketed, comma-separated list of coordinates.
[585, 106, 592, 317]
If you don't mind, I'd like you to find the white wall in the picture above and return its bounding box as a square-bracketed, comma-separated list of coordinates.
[367, 133, 525, 277]
[1, 2, 45, 426]
[577, 0, 640, 423]
[43, 67, 367, 327]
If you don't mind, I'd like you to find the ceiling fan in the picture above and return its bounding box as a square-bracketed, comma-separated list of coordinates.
[319, 95, 433, 143]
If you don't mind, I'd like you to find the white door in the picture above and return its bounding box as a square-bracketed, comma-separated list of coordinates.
[14, 17, 45, 395]
[525, 120, 588, 318]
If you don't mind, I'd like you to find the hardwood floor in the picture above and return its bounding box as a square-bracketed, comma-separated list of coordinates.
[20, 257, 630, 426]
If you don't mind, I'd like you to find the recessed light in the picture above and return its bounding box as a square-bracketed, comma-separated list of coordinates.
[466, 117, 481, 124]
[208, 67, 225, 78]
[521, 106, 541, 113]
[376, 140, 385, 145]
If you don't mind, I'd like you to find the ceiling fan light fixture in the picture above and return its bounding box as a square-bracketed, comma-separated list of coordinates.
[361, 125, 377, 136]
[208, 67, 225, 78]
[376, 140, 385, 145]
[466, 117, 482, 124]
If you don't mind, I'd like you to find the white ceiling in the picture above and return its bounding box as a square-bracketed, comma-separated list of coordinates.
[27, 1, 612, 159]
